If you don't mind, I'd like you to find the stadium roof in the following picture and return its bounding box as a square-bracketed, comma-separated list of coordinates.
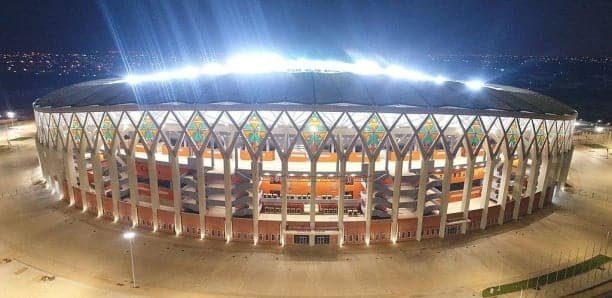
[33, 72, 576, 117]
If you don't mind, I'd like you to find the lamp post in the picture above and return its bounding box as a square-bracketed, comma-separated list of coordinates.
[123, 231, 137, 288]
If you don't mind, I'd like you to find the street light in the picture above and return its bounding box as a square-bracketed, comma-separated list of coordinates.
[123, 231, 137, 288]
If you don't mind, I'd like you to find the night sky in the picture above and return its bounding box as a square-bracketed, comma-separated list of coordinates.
[1, 0, 611, 59]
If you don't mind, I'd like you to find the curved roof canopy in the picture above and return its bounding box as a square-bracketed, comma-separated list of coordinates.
[33, 73, 576, 116]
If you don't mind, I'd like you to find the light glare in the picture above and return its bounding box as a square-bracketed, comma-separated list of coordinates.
[123, 231, 136, 239]
[465, 80, 485, 90]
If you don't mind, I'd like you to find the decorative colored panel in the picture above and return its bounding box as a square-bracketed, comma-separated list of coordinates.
[186, 113, 209, 151]
[416, 115, 439, 153]
[70, 114, 83, 147]
[100, 113, 116, 149]
[466, 117, 486, 154]
[361, 113, 386, 154]
[138, 113, 159, 149]
[242, 112, 267, 153]
[506, 120, 520, 153]
[301, 113, 328, 154]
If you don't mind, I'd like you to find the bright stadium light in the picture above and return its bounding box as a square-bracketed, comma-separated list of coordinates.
[122, 52, 456, 85]
[465, 80, 485, 90]
[6, 111, 15, 119]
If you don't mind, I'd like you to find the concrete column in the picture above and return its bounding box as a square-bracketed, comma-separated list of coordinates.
[251, 157, 260, 244]
[280, 158, 288, 246]
[223, 156, 232, 241]
[147, 153, 160, 231]
[309, 160, 317, 246]
[538, 155, 552, 209]
[338, 157, 346, 246]
[64, 146, 76, 205]
[126, 150, 139, 227]
[460, 153, 474, 234]
[108, 145, 120, 221]
[557, 147, 573, 191]
[391, 153, 403, 242]
[92, 147, 104, 217]
[365, 158, 375, 244]
[526, 157, 541, 215]
[512, 152, 528, 220]
[170, 151, 182, 235]
[196, 154, 206, 239]
[438, 156, 453, 238]
[496, 156, 513, 225]
[415, 157, 431, 241]
[479, 155, 496, 229]
[77, 145, 89, 212]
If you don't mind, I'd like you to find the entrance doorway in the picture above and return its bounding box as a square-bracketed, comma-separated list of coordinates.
[294, 235, 309, 245]
[314, 235, 330, 245]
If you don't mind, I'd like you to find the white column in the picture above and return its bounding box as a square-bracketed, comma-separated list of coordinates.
[538, 155, 552, 209]
[170, 151, 182, 235]
[338, 156, 347, 246]
[496, 155, 513, 225]
[77, 145, 89, 212]
[309, 160, 317, 246]
[365, 158, 375, 244]
[438, 156, 453, 238]
[460, 153, 474, 234]
[479, 154, 496, 229]
[126, 149, 139, 227]
[391, 153, 403, 242]
[557, 147, 573, 191]
[64, 147, 76, 205]
[512, 152, 528, 220]
[526, 156, 541, 215]
[251, 157, 260, 245]
[280, 158, 288, 245]
[223, 156, 232, 241]
[108, 145, 120, 221]
[147, 153, 160, 231]
[196, 154, 206, 239]
[415, 157, 431, 241]
[92, 146, 104, 217]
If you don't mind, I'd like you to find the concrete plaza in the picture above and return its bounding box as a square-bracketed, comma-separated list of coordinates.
[0, 121, 610, 297]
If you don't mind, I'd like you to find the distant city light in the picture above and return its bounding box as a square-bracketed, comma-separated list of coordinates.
[465, 80, 485, 90]
[594, 126, 604, 133]
[123, 52, 458, 86]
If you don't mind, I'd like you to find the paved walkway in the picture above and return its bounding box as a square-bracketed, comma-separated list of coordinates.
[0, 121, 610, 297]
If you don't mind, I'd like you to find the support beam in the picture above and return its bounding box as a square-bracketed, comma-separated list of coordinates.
[108, 145, 120, 221]
[512, 152, 528, 220]
[497, 156, 513, 225]
[126, 150, 139, 227]
[92, 147, 104, 217]
[438, 156, 453, 238]
[391, 153, 403, 242]
[526, 156, 541, 215]
[338, 157, 346, 246]
[147, 153, 160, 231]
[309, 160, 317, 246]
[538, 155, 552, 209]
[415, 157, 431, 241]
[170, 151, 182, 235]
[196, 154, 206, 239]
[479, 154, 496, 229]
[223, 156, 232, 241]
[280, 158, 288, 246]
[251, 157, 260, 245]
[557, 147, 573, 192]
[365, 159, 375, 244]
[64, 146, 76, 205]
[77, 145, 89, 212]
[460, 153, 474, 234]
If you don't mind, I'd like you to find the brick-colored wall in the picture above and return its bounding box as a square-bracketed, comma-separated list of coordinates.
[232, 218, 253, 242]
[205, 216, 225, 240]
[370, 219, 391, 243]
[258, 220, 280, 244]
[181, 212, 200, 237]
[397, 218, 417, 241]
[344, 221, 366, 244]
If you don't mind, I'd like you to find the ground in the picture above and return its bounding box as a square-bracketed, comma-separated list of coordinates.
[0, 121, 610, 297]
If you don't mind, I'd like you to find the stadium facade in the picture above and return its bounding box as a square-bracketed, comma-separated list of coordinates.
[33, 71, 576, 246]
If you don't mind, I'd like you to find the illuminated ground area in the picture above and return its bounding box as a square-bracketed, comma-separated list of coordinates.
[0, 122, 609, 297]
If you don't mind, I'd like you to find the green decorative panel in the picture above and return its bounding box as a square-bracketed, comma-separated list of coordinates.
[186, 113, 209, 151]
[361, 113, 386, 154]
[138, 113, 159, 149]
[301, 112, 328, 154]
[506, 120, 520, 153]
[100, 113, 115, 149]
[69, 114, 83, 147]
[242, 112, 267, 153]
[417, 115, 440, 153]
[466, 117, 486, 154]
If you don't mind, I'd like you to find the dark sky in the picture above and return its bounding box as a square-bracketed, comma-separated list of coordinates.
[0, 0, 611, 59]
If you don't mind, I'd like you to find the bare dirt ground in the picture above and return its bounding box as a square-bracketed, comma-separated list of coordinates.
[0, 121, 610, 297]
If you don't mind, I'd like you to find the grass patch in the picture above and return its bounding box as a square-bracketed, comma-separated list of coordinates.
[482, 254, 611, 297]
[583, 143, 608, 149]
[9, 136, 31, 141]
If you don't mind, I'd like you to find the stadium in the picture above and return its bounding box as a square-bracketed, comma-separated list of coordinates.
[32, 55, 576, 246]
